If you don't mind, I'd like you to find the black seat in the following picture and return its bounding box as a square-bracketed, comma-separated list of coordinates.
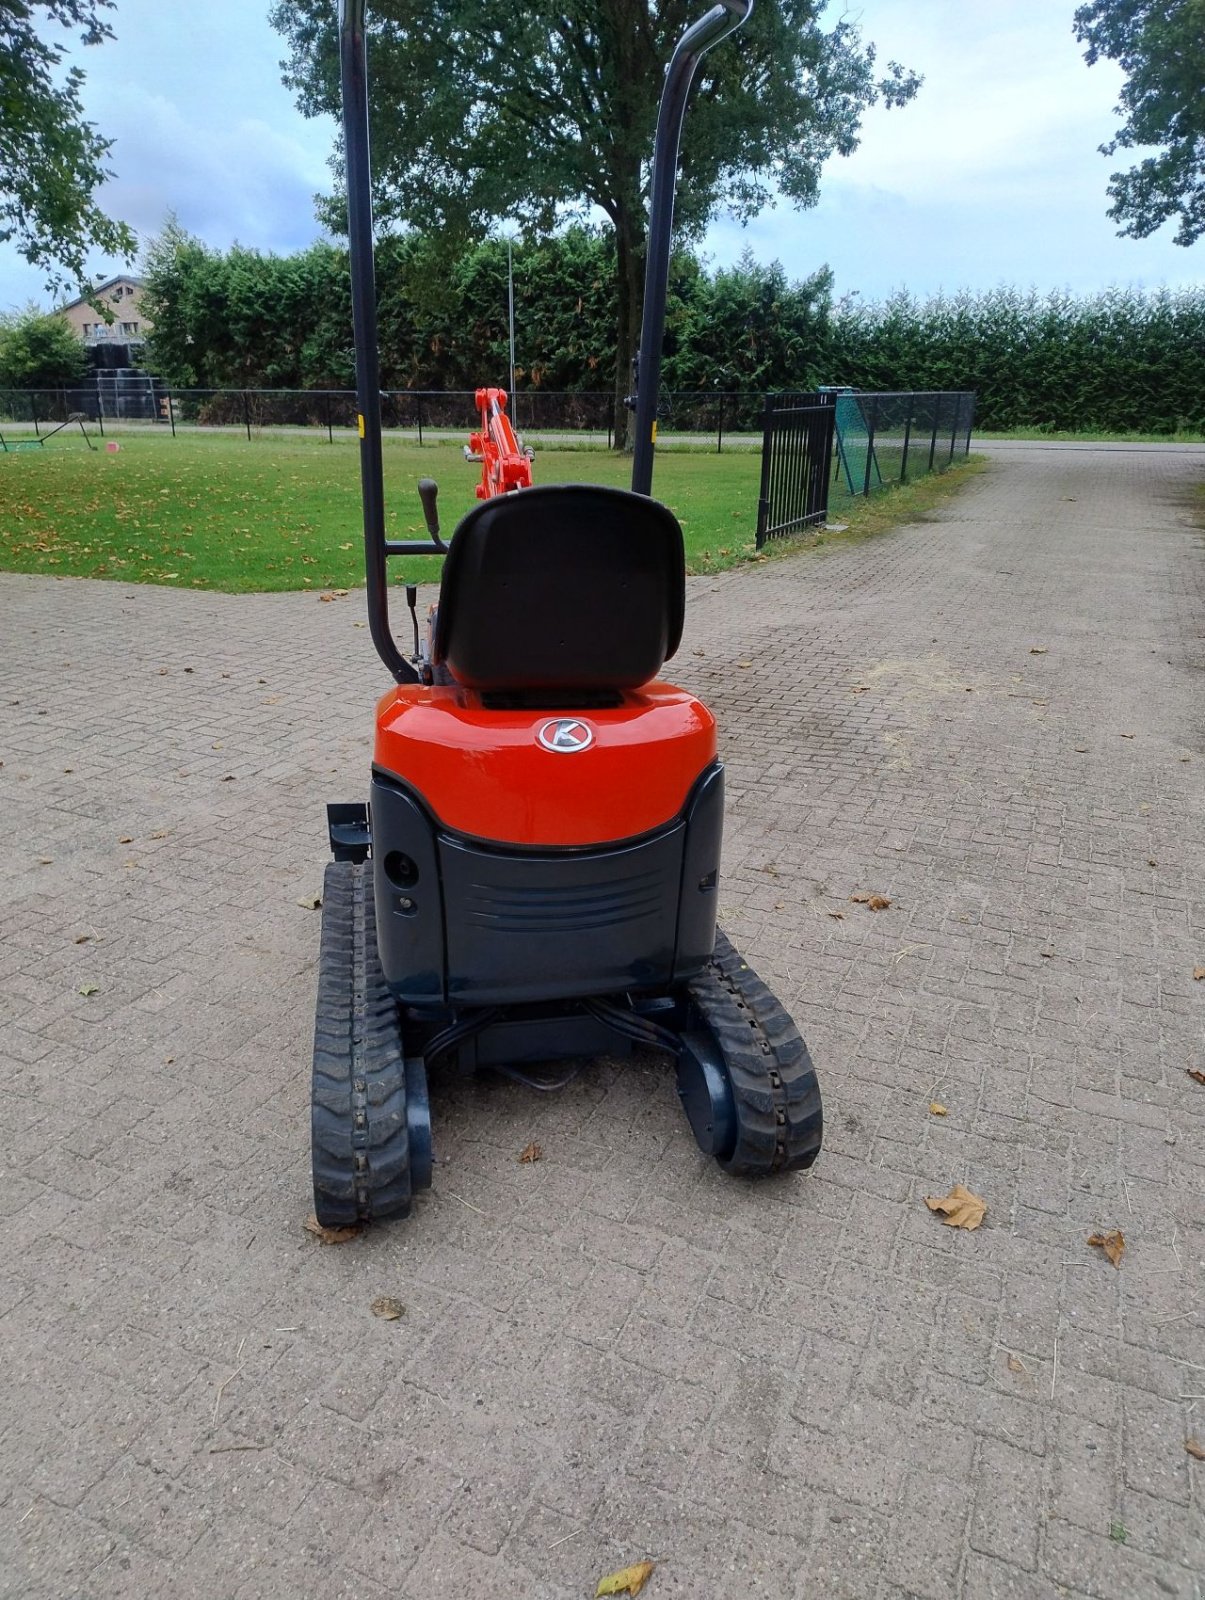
[431, 484, 685, 692]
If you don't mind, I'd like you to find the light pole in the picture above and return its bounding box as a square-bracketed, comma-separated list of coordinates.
[506, 234, 516, 420]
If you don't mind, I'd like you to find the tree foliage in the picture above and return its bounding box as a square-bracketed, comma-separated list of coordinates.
[139, 222, 1205, 433]
[269, 0, 918, 440]
[0, 306, 89, 388]
[1074, 0, 1205, 245]
[0, 1, 136, 295]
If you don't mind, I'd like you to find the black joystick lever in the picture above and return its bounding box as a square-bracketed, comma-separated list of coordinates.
[417, 478, 446, 549]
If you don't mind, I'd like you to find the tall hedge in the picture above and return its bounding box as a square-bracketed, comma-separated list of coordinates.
[140, 222, 1205, 432]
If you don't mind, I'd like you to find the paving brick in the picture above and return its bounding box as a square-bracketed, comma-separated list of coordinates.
[3, 441, 1204, 1596]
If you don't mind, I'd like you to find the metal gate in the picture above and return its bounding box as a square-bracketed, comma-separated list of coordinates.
[755, 391, 837, 548]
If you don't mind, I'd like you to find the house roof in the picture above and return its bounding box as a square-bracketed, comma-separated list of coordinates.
[57, 275, 147, 313]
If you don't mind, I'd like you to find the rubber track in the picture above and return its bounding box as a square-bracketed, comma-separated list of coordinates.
[688, 928, 823, 1177]
[311, 859, 412, 1225]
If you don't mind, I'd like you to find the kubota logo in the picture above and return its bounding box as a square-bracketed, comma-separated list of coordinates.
[537, 718, 594, 753]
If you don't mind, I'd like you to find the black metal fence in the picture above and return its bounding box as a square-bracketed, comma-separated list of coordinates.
[756, 389, 976, 547]
[756, 393, 837, 547]
[0, 385, 768, 450]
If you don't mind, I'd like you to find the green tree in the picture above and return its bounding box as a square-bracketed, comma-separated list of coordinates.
[270, 0, 918, 444]
[1074, 0, 1205, 245]
[0, 306, 89, 387]
[0, 1, 136, 296]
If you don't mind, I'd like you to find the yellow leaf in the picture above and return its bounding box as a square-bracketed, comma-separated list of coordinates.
[925, 1183, 987, 1231]
[867, 894, 892, 911]
[370, 1296, 405, 1320]
[1087, 1229, 1125, 1268]
[929, 1102, 948, 1117]
[304, 1214, 360, 1245]
[596, 1561, 655, 1597]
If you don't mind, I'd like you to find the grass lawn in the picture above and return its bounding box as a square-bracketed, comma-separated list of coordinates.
[0, 428, 985, 592]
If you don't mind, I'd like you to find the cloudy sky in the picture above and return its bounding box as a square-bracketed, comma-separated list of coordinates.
[3, 0, 1202, 313]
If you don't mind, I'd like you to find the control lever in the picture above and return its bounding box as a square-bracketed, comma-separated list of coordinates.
[416, 478, 446, 549]
[405, 583, 420, 658]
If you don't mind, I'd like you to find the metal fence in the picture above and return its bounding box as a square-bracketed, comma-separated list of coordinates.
[756, 393, 837, 547]
[0, 385, 768, 450]
[756, 389, 976, 547]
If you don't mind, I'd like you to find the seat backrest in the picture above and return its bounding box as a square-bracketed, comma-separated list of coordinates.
[431, 484, 685, 692]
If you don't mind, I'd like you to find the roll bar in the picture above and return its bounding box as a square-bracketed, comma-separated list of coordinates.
[631, 1, 754, 497]
[341, 0, 443, 683]
[340, 0, 752, 679]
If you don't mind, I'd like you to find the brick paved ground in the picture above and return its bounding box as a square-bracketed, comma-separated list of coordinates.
[1, 442, 1203, 1599]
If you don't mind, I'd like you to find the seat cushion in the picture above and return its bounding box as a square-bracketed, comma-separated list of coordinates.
[431, 484, 685, 691]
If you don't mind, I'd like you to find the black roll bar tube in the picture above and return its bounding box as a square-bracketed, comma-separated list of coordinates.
[631, 0, 753, 498]
[341, 0, 444, 682]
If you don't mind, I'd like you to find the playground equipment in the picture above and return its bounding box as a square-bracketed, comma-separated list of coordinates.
[0, 414, 96, 453]
[310, 0, 823, 1227]
[463, 385, 533, 499]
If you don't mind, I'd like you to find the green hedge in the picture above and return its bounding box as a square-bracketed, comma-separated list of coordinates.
[141, 224, 1205, 433]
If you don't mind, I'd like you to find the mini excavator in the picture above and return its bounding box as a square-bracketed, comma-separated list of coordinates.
[310, 0, 823, 1226]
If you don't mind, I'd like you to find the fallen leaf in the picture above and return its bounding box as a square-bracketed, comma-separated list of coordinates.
[1087, 1229, 1125, 1268]
[1040, 950, 1055, 959]
[1074, 746, 1088, 753]
[828, 910, 844, 920]
[1194, 967, 1205, 981]
[1006, 1353, 1028, 1376]
[150, 829, 170, 840]
[1109, 1523, 1128, 1544]
[78, 982, 100, 996]
[118, 835, 133, 844]
[1147, 858, 1157, 867]
[304, 1214, 360, 1245]
[1029, 646, 1048, 654]
[1119, 732, 1135, 739]
[929, 1102, 948, 1117]
[596, 1561, 655, 1598]
[692, 647, 705, 657]
[925, 1184, 987, 1231]
[220, 775, 236, 782]
[850, 891, 871, 903]
[296, 893, 322, 910]
[1185, 1438, 1205, 1461]
[37, 856, 52, 865]
[737, 660, 752, 669]
[370, 1296, 405, 1320]
[867, 894, 892, 911]
[518, 1141, 543, 1164]
[1187, 1069, 1205, 1086]
[319, 593, 335, 603]
[851, 684, 871, 694]
[73, 934, 92, 944]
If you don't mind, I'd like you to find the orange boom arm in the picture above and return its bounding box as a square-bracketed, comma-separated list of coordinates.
[467, 386, 533, 500]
